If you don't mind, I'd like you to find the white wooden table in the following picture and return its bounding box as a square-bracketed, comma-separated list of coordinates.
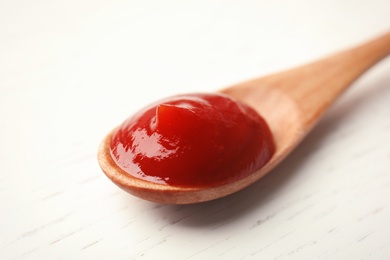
[1, 0, 390, 259]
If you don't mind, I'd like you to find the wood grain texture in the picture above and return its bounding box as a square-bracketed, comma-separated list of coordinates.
[1, 0, 390, 259]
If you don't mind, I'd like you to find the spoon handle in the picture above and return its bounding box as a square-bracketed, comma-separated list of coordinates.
[260, 32, 390, 128]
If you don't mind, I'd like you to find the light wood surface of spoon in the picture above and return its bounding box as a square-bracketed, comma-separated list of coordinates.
[98, 32, 390, 204]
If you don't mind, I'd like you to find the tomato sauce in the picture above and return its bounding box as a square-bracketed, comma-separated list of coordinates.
[110, 93, 275, 187]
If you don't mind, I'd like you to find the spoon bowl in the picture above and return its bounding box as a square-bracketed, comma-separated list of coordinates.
[98, 32, 390, 204]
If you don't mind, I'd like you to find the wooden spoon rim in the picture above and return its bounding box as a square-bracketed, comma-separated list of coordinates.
[97, 92, 300, 204]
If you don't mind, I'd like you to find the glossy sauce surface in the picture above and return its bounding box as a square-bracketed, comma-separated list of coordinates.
[110, 93, 275, 187]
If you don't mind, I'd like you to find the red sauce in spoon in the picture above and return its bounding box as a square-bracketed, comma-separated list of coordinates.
[110, 93, 275, 187]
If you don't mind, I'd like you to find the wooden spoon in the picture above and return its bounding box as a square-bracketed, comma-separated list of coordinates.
[98, 32, 390, 204]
